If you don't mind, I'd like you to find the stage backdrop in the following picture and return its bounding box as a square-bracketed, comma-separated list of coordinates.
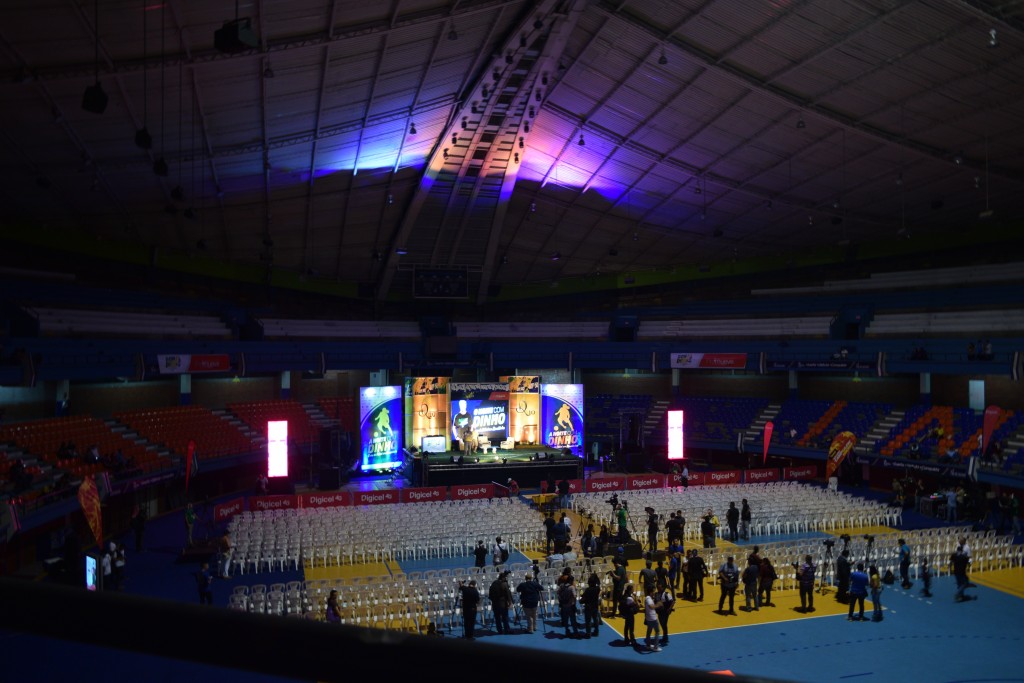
[359, 386, 403, 471]
[449, 382, 510, 446]
[501, 375, 541, 445]
[405, 376, 450, 451]
[541, 384, 584, 453]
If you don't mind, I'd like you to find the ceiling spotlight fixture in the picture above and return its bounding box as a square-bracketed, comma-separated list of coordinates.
[514, 152, 520, 163]
[505, 52, 514, 65]
[530, 201, 537, 212]
[796, 116, 806, 129]
[386, 193, 394, 205]
[448, 27, 458, 41]
[577, 132, 585, 146]
[395, 247, 408, 255]
[974, 176, 980, 189]
[372, 250, 382, 261]
[534, 17, 543, 29]
[551, 252, 561, 261]
[461, 116, 468, 130]
[808, 216, 814, 226]
[953, 152, 964, 165]
[152, 157, 169, 177]
[524, 121, 530, 133]
[520, 34, 527, 47]
[263, 64, 274, 79]
[632, 232, 639, 241]
[493, 69, 501, 82]
[409, 122, 417, 135]
[452, 134, 458, 145]
[989, 28, 999, 48]
[528, 106, 535, 118]
[443, 148, 450, 159]
[694, 184, 701, 195]
[658, 49, 668, 66]
[482, 86, 489, 98]
[471, 102, 479, 114]
[535, 90, 542, 102]
[542, 73, 549, 86]
[501, 255, 508, 265]
[518, 136, 524, 149]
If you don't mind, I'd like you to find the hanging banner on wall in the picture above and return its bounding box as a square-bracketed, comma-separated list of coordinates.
[359, 386, 403, 471]
[670, 353, 748, 369]
[784, 465, 818, 480]
[213, 497, 246, 521]
[982, 405, 1002, 455]
[156, 354, 231, 374]
[825, 431, 858, 480]
[449, 382, 510, 445]
[541, 384, 584, 451]
[77, 475, 103, 549]
[405, 376, 450, 451]
[501, 376, 541, 446]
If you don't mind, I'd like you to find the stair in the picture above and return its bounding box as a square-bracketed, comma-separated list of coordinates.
[743, 403, 781, 444]
[856, 409, 904, 453]
[643, 400, 670, 439]
[303, 402, 339, 429]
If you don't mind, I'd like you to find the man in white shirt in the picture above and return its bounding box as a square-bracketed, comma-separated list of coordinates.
[643, 586, 663, 652]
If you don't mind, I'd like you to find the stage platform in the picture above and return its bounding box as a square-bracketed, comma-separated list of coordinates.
[410, 447, 583, 487]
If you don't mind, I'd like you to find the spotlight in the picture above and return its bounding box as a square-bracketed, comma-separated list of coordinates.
[520, 34, 527, 47]
[461, 117, 467, 129]
[452, 134, 459, 145]
[551, 252, 561, 261]
[493, 69, 500, 82]
[134, 127, 153, 149]
[524, 121, 530, 133]
[409, 122, 417, 135]
[541, 73, 549, 86]
[534, 18, 543, 29]
[448, 28, 458, 41]
[989, 28, 999, 48]
[535, 90, 542, 101]
[373, 250, 382, 261]
[796, 116, 806, 129]
[694, 185, 701, 195]
[513, 153, 519, 163]
[530, 201, 536, 212]
[658, 50, 667, 65]
[263, 65, 275, 78]
[896, 172, 903, 186]
[577, 132, 585, 146]
[632, 232, 638, 241]
[395, 247, 408, 255]
[152, 157, 169, 176]
[519, 136, 524, 148]
[482, 86, 489, 98]
[501, 255, 508, 264]
[471, 102, 479, 114]
[443, 148, 450, 159]
[974, 176, 980, 189]
[386, 193, 394, 205]
[808, 216, 814, 226]
[528, 106, 535, 118]
[505, 52, 513, 65]
[81, 81, 108, 114]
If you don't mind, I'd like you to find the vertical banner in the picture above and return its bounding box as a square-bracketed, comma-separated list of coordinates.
[541, 384, 585, 452]
[501, 376, 541, 446]
[359, 386, 403, 471]
[449, 383, 510, 446]
[407, 377, 449, 451]
[77, 475, 103, 549]
[667, 410, 685, 460]
[763, 421, 774, 464]
[982, 405, 1002, 455]
[825, 431, 858, 480]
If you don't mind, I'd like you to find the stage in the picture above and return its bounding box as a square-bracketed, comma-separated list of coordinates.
[408, 447, 583, 487]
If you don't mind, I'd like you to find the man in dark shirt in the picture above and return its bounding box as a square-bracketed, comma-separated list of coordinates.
[740, 499, 752, 541]
[646, 510, 660, 552]
[639, 559, 657, 594]
[516, 573, 543, 633]
[688, 549, 708, 601]
[701, 516, 716, 549]
[609, 558, 627, 616]
[195, 562, 214, 605]
[717, 556, 739, 614]
[543, 512, 556, 553]
[473, 540, 488, 568]
[489, 572, 514, 635]
[726, 502, 740, 542]
[557, 478, 571, 510]
[665, 511, 683, 547]
[459, 580, 481, 639]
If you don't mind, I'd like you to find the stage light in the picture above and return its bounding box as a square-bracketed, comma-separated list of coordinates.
[461, 117, 468, 130]
[152, 157, 169, 176]
[658, 50, 668, 65]
[448, 28, 458, 41]
[409, 122, 417, 135]
[452, 134, 459, 145]
[534, 18, 543, 29]
[514, 153, 519, 163]
[989, 28, 999, 48]
[443, 148, 449, 159]
[134, 127, 152, 150]
[524, 121, 530, 133]
[796, 116, 806, 129]
[386, 193, 394, 205]
[171, 185, 185, 202]
[577, 132, 585, 146]
[263, 65, 275, 79]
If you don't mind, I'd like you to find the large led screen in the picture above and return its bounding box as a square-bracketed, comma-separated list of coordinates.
[667, 410, 685, 460]
[541, 384, 584, 452]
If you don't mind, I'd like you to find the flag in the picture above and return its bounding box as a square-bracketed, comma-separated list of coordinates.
[77, 475, 102, 549]
[763, 421, 774, 464]
[982, 405, 1002, 456]
[185, 439, 199, 492]
[825, 431, 858, 481]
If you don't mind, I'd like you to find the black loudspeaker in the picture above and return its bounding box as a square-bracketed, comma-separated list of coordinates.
[620, 541, 644, 560]
[319, 468, 340, 490]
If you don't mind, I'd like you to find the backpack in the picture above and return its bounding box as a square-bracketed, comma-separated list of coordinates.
[882, 569, 895, 585]
[557, 583, 574, 606]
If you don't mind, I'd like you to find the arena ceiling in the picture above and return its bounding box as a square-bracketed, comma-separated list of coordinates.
[1, 0, 1023, 303]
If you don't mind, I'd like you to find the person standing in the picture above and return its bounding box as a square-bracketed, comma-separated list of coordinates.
[113, 542, 126, 590]
[557, 478, 571, 510]
[740, 499, 752, 541]
[835, 549, 852, 603]
[195, 562, 214, 605]
[458, 579, 481, 639]
[553, 515, 569, 554]
[557, 576, 580, 638]
[717, 556, 739, 615]
[616, 504, 629, 542]
[492, 536, 509, 568]
[130, 506, 146, 552]
[797, 554, 816, 613]
[543, 512, 556, 553]
[951, 546, 975, 602]
[642, 586, 663, 652]
[473, 540, 488, 568]
[759, 556, 778, 607]
[742, 558, 760, 611]
[668, 550, 681, 592]
[184, 503, 196, 548]
[898, 538, 912, 589]
[701, 515, 716, 549]
[639, 559, 657, 595]
[581, 573, 602, 638]
[489, 572, 513, 635]
[620, 583, 638, 647]
[325, 589, 342, 624]
[515, 573, 543, 634]
[218, 530, 232, 578]
[646, 510, 660, 553]
[689, 549, 708, 602]
[609, 557, 627, 616]
[848, 562, 869, 621]
[726, 502, 740, 543]
[665, 511, 682, 548]
[655, 581, 674, 646]
[869, 565, 884, 621]
[920, 558, 933, 598]
[100, 544, 112, 590]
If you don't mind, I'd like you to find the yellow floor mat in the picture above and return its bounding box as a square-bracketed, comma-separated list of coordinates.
[971, 565, 1024, 599]
[304, 562, 396, 582]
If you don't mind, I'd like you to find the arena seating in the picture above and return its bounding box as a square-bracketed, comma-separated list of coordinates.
[866, 309, 1024, 336]
[638, 316, 832, 339]
[228, 400, 321, 445]
[29, 307, 231, 338]
[257, 319, 420, 340]
[454, 321, 608, 339]
[671, 396, 770, 442]
[316, 397, 356, 432]
[114, 406, 256, 460]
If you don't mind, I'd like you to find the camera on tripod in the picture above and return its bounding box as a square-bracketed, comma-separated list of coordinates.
[863, 534, 875, 543]
[607, 493, 619, 506]
[822, 539, 836, 548]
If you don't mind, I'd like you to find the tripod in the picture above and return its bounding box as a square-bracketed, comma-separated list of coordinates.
[819, 544, 835, 595]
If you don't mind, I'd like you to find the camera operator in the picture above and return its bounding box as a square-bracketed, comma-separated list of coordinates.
[489, 570, 514, 635]
[616, 501, 630, 542]
[457, 579, 481, 640]
[646, 507, 660, 552]
[795, 554, 817, 613]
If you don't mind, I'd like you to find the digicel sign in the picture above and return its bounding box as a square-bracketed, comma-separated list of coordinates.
[250, 495, 298, 511]
[353, 489, 400, 506]
[213, 497, 245, 521]
[452, 484, 494, 500]
[784, 465, 818, 480]
[627, 474, 665, 490]
[401, 486, 447, 503]
[744, 468, 779, 483]
[704, 470, 741, 485]
[585, 477, 625, 492]
[298, 491, 351, 508]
